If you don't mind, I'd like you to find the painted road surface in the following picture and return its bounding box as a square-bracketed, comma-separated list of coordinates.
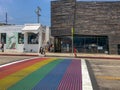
[0, 57, 82, 90]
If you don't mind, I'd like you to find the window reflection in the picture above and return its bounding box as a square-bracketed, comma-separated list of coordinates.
[54, 35, 109, 54]
[18, 33, 24, 44]
[74, 35, 109, 53]
[28, 33, 38, 44]
[1, 33, 6, 44]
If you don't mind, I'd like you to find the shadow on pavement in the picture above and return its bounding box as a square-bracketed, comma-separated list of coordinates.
[86, 60, 99, 90]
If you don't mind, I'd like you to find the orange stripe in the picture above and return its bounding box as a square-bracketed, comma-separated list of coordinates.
[0, 58, 55, 89]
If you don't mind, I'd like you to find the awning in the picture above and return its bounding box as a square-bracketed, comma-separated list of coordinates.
[22, 24, 41, 34]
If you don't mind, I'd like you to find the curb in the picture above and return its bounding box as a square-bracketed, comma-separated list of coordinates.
[1, 53, 120, 60]
[0, 53, 38, 56]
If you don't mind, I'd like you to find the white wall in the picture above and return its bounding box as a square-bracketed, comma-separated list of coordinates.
[45, 27, 50, 43]
[0, 24, 50, 53]
[24, 44, 39, 52]
[0, 33, 1, 42]
[17, 44, 24, 52]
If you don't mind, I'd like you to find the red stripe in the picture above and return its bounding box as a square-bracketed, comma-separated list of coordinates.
[0, 58, 48, 79]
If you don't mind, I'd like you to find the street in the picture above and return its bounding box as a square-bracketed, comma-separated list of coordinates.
[0, 56, 83, 90]
[87, 59, 120, 90]
[0, 56, 120, 90]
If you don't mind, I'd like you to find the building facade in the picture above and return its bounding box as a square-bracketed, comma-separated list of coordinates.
[51, 0, 120, 54]
[0, 24, 51, 53]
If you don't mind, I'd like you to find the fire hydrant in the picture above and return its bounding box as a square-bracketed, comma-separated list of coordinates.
[74, 48, 77, 58]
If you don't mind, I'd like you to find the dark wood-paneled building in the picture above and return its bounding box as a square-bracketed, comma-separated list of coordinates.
[51, 0, 120, 54]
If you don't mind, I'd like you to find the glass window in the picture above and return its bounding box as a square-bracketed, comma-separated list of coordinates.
[18, 33, 24, 44]
[1, 33, 6, 44]
[28, 33, 38, 44]
[55, 35, 109, 54]
[61, 36, 71, 52]
[74, 35, 108, 53]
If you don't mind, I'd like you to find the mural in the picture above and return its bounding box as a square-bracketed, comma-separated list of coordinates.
[6, 32, 18, 49]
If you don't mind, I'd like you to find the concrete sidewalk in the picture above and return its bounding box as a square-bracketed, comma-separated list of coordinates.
[0, 52, 38, 56]
[46, 52, 120, 60]
[0, 51, 120, 59]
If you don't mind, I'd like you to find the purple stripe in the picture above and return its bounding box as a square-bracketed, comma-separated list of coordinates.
[57, 60, 82, 90]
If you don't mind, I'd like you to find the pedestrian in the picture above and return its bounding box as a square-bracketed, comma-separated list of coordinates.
[39, 47, 43, 55]
[42, 47, 46, 56]
[39, 47, 46, 57]
[1, 42, 4, 52]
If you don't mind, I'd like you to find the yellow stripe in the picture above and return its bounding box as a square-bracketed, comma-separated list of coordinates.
[0, 58, 56, 90]
[96, 75, 120, 80]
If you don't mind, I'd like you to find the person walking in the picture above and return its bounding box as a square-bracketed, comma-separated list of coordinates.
[42, 47, 46, 56]
[39, 47, 46, 57]
[1, 42, 4, 52]
[39, 47, 43, 55]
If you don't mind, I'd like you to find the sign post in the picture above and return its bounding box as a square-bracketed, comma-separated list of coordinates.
[71, 27, 74, 54]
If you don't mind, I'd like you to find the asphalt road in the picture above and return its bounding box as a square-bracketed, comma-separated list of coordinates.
[0, 56, 35, 65]
[0, 56, 120, 90]
[0, 57, 82, 90]
[86, 59, 120, 90]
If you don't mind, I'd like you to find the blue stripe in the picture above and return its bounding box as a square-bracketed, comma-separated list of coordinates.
[32, 59, 71, 90]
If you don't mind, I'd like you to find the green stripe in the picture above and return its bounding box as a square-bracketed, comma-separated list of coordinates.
[8, 59, 63, 90]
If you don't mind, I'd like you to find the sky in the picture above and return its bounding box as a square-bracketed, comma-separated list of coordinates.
[0, 0, 119, 26]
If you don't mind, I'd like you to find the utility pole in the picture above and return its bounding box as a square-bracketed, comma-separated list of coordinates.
[72, 0, 76, 54]
[5, 12, 8, 24]
[35, 6, 41, 23]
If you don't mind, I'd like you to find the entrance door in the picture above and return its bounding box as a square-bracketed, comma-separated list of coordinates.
[54, 38, 61, 52]
[118, 44, 120, 54]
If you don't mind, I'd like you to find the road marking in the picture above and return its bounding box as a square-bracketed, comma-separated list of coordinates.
[0, 59, 54, 90]
[92, 65, 120, 68]
[96, 75, 120, 80]
[8, 59, 61, 90]
[0, 57, 39, 68]
[81, 59, 93, 90]
[57, 60, 82, 90]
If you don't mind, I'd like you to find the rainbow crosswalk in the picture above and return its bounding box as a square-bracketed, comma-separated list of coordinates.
[0, 58, 82, 90]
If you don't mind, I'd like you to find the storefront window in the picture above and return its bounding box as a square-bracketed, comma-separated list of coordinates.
[18, 33, 24, 44]
[1, 33, 6, 44]
[54, 36, 72, 52]
[74, 35, 109, 53]
[54, 35, 109, 53]
[28, 33, 38, 44]
[61, 36, 71, 52]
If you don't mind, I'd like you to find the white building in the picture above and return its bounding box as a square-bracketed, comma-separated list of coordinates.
[0, 23, 51, 53]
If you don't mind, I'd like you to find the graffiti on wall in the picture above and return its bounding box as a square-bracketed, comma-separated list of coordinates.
[6, 32, 18, 49]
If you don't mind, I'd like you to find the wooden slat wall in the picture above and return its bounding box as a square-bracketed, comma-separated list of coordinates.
[51, 0, 120, 54]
